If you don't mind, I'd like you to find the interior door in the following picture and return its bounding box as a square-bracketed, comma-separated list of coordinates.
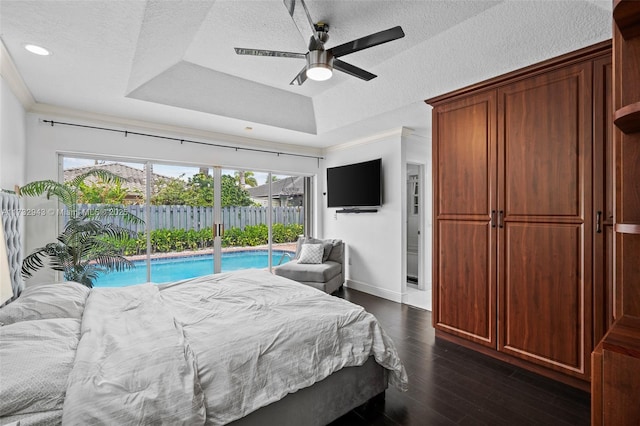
[593, 55, 614, 344]
[433, 90, 498, 348]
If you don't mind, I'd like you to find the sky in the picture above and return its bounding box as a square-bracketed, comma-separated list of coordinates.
[63, 157, 289, 185]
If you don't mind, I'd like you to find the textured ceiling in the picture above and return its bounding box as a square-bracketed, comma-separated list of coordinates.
[0, 0, 612, 148]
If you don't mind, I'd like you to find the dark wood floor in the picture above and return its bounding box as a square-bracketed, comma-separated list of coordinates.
[330, 288, 591, 426]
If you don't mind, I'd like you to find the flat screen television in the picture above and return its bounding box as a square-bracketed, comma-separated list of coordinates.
[326, 158, 382, 208]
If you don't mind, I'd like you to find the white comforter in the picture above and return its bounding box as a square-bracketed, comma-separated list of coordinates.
[1, 270, 408, 425]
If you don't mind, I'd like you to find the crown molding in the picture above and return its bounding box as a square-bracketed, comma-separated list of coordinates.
[29, 103, 324, 158]
[0, 39, 36, 109]
[401, 127, 415, 137]
[323, 127, 404, 154]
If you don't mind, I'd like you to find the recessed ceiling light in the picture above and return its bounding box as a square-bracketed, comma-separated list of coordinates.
[24, 44, 51, 56]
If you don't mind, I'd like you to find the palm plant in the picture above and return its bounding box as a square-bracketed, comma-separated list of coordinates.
[20, 169, 144, 287]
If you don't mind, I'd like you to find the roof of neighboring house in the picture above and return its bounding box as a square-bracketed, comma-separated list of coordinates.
[64, 163, 171, 195]
[247, 176, 305, 199]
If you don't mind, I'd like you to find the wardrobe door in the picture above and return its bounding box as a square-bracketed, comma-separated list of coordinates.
[497, 62, 593, 380]
[432, 91, 498, 348]
[593, 55, 615, 345]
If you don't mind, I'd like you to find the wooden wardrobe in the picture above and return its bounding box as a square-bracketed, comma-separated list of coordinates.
[426, 41, 612, 391]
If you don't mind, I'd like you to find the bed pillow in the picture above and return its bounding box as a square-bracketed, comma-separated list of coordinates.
[297, 243, 325, 264]
[0, 318, 80, 419]
[0, 282, 90, 326]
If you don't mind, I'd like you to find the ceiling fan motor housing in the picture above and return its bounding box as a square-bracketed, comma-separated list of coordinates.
[307, 49, 334, 71]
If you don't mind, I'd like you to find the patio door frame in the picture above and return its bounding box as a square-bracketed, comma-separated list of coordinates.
[213, 166, 222, 274]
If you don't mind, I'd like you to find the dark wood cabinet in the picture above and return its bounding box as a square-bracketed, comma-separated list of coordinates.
[497, 63, 594, 380]
[432, 91, 497, 348]
[428, 41, 611, 390]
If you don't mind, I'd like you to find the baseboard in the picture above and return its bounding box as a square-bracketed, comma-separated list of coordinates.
[345, 279, 403, 303]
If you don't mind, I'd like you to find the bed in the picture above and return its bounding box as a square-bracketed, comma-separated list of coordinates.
[0, 192, 407, 425]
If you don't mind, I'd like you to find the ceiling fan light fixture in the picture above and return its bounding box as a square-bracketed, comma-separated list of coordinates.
[306, 64, 332, 81]
[234, 0, 404, 86]
[306, 49, 333, 81]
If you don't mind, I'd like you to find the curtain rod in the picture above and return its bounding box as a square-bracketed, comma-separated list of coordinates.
[41, 120, 324, 164]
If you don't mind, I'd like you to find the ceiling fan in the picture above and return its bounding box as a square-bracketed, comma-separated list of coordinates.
[234, 0, 405, 85]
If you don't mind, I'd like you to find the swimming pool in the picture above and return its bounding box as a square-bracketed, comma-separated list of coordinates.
[94, 250, 293, 287]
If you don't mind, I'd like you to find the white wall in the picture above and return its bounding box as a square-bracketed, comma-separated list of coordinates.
[322, 130, 405, 302]
[0, 75, 27, 287]
[0, 76, 27, 190]
[24, 113, 323, 282]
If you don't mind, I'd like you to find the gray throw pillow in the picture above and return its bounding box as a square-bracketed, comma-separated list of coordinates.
[297, 244, 324, 264]
[327, 239, 343, 263]
[301, 237, 333, 262]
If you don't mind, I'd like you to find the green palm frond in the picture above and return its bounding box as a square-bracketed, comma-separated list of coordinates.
[21, 242, 69, 278]
[19, 180, 77, 208]
[92, 252, 134, 271]
[64, 264, 102, 287]
[20, 169, 143, 287]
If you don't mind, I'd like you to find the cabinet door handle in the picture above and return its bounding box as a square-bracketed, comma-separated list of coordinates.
[491, 210, 496, 228]
[499, 210, 504, 228]
[596, 210, 602, 233]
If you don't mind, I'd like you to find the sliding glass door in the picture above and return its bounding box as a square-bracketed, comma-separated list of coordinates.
[265, 175, 306, 268]
[61, 155, 309, 286]
[216, 169, 305, 272]
[148, 164, 215, 282]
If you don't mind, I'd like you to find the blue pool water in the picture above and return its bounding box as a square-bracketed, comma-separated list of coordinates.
[94, 250, 292, 287]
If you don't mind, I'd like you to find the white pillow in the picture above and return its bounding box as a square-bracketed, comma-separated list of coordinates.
[0, 318, 80, 418]
[297, 244, 324, 264]
[0, 282, 90, 326]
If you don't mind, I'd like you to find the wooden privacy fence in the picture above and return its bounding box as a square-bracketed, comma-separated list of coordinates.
[73, 204, 304, 233]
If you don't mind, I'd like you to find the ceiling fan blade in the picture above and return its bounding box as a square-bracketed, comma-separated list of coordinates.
[290, 66, 308, 86]
[333, 59, 377, 81]
[234, 48, 306, 59]
[283, 0, 320, 49]
[329, 26, 405, 58]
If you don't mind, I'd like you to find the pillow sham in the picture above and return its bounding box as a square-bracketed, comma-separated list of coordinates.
[0, 282, 90, 326]
[297, 243, 324, 264]
[0, 318, 80, 419]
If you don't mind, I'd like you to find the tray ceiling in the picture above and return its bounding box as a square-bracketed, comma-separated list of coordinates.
[0, 0, 612, 148]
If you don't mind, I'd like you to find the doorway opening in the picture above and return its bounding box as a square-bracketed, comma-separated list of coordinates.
[404, 162, 430, 310]
[406, 164, 422, 288]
